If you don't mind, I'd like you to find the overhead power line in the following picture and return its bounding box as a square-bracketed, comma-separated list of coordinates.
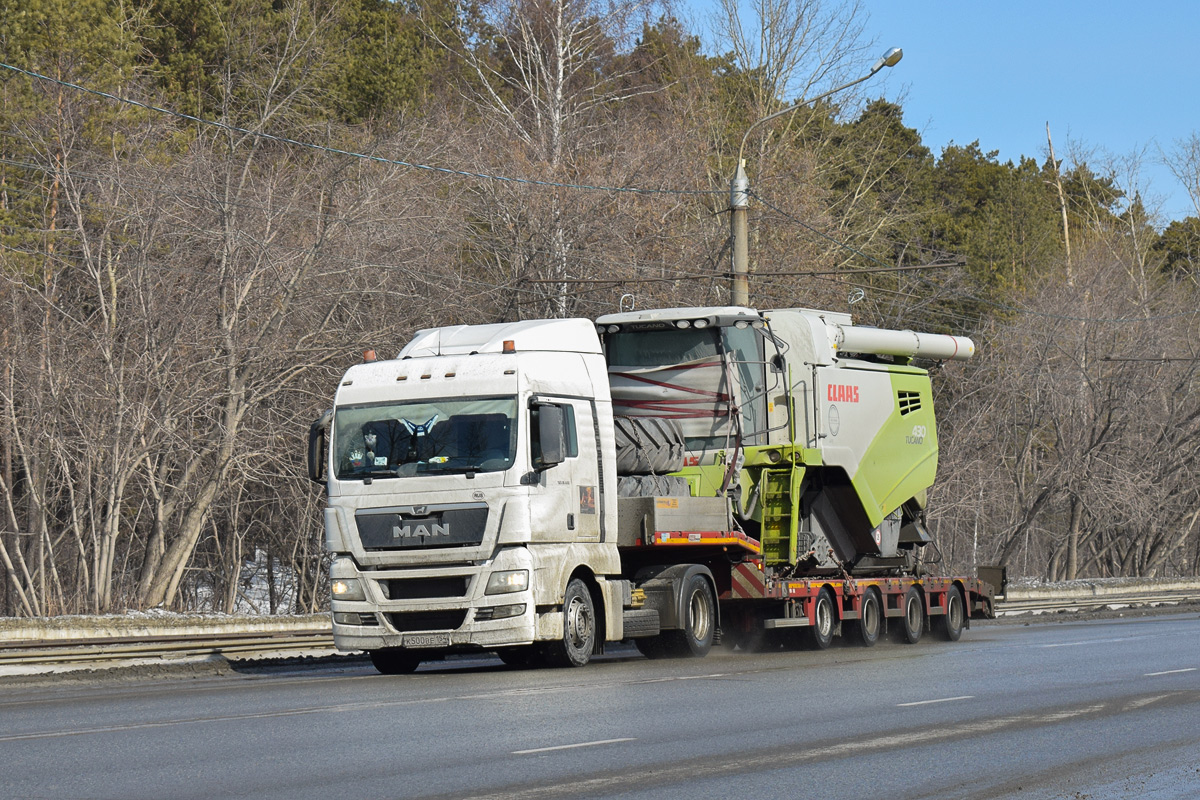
[750, 189, 1200, 325]
[0, 62, 721, 198]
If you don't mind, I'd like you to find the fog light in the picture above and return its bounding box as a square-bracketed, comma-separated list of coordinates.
[331, 578, 366, 601]
[485, 569, 529, 595]
[476, 604, 526, 621]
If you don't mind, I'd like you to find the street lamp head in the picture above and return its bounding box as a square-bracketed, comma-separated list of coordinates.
[871, 47, 903, 75]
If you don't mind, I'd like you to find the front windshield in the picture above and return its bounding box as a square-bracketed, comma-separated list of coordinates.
[334, 396, 517, 480]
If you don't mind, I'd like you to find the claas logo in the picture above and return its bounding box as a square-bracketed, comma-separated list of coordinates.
[827, 384, 860, 403]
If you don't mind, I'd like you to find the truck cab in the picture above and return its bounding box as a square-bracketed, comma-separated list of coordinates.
[314, 319, 624, 672]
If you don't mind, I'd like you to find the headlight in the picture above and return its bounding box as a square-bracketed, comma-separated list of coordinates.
[485, 569, 529, 595]
[330, 578, 366, 601]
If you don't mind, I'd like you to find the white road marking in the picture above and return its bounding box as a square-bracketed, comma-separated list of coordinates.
[1037, 635, 1153, 648]
[896, 695, 974, 707]
[513, 737, 636, 755]
[1144, 667, 1197, 676]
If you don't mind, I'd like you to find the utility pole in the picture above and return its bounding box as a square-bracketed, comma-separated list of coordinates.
[729, 47, 903, 307]
[730, 160, 750, 306]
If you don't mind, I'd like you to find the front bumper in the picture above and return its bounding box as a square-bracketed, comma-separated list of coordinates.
[330, 548, 540, 652]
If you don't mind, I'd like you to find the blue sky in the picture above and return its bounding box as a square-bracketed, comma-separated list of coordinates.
[688, 1, 1200, 223]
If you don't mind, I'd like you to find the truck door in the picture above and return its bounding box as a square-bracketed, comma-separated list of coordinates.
[530, 398, 602, 542]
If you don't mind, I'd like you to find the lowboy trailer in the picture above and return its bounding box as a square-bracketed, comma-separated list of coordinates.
[309, 306, 995, 673]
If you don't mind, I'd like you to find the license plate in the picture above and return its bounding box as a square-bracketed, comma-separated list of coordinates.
[404, 633, 450, 648]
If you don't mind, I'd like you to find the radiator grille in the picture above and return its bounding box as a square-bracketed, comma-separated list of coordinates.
[357, 506, 488, 550]
[385, 610, 468, 633]
[382, 576, 470, 600]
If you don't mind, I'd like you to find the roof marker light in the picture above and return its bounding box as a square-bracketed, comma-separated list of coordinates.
[503, 340, 516, 353]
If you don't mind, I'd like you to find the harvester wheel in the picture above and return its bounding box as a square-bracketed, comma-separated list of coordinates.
[847, 588, 881, 647]
[804, 587, 837, 650]
[934, 586, 965, 642]
[369, 648, 422, 675]
[896, 586, 925, 644]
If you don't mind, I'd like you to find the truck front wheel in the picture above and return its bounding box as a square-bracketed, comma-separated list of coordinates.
[546, 578, 596, 667]
[369, 648, 422, 675]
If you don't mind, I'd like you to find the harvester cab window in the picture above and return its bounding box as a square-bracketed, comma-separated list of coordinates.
[604, 328, 719, 366]
[604, 324, 770, 454]
[721, 324, 768, 446]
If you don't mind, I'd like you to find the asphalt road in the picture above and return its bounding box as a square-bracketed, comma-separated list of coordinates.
[2, 612, 1198, 800]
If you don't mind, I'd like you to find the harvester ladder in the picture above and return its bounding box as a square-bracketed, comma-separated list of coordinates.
[761, 467, 801, 564]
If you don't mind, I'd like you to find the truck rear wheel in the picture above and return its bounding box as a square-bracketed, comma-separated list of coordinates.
[896, 586, 925, 644]
[934, 586, 965, 641]
[846, 587, 881, 647]
[369, 648, 422, 675]
[636, 574, 716, 659]
[803, 587, 836, 650]
[666, 574, 717, 657]
[545, 578, 595, 667]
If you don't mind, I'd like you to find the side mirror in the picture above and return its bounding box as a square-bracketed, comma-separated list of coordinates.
[308, 409, 332, 484]
[532, 403, 565, 470]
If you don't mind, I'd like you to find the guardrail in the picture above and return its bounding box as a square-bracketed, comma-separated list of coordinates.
[996, 577, 1200, 615]
[3, 578, 1199, 675]
[0, 615, 337, 676]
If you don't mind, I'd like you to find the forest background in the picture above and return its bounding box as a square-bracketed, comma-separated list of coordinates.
[2, 0, 1199, 618]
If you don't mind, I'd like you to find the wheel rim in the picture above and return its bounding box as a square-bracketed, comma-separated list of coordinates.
[948, 592, 962, 630]
[863, 595, 879, 637]
[906, 594, 922, 632]
[566, 594, 592, 651]
[688, 589, 711, 641]
[816, 595, 833, 638]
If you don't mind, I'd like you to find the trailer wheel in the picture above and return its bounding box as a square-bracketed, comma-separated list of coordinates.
[656, 573, 717, 658]
[896, 586, 925, 645]
[934, 586, 965, 642]
[804, 587, 837, 650]
[369, 648, 422, 675]
[847, 588, 881, 647]
[545, 578, 595, 667]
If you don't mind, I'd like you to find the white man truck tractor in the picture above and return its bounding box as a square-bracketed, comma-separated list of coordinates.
[308, 306, 996, 674]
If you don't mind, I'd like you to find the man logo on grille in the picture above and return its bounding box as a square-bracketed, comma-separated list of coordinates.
[392, 523, 451, 539]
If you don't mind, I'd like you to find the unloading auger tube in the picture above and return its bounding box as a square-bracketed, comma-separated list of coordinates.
[832, 324, 974, 362]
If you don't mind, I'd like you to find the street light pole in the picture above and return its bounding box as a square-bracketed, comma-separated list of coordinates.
[729, 47, 902, 307]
